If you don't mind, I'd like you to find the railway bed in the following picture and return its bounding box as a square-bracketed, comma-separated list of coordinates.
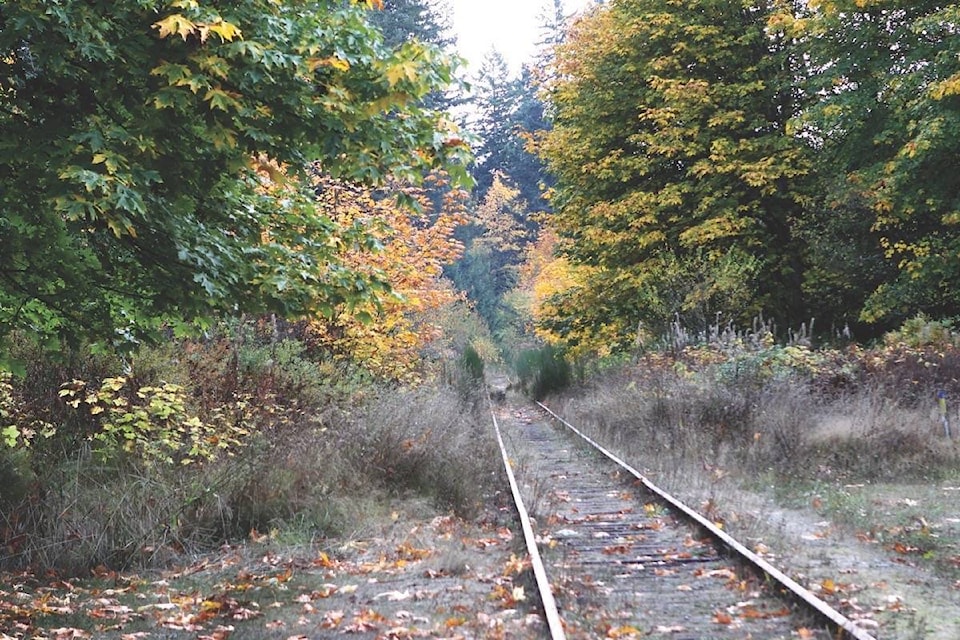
[491, 400, 879, 640]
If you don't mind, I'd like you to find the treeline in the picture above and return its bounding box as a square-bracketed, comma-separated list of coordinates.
[525, 1, 960, 354]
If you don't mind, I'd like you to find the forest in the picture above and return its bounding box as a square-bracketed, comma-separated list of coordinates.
[2, 1, 960, 636]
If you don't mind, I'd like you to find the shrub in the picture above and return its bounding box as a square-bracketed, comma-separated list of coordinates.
[515, 345, 571, 400]
[0, 322, 501, 574]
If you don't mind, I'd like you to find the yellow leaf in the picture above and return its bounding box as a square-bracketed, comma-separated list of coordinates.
[153, 14, 197, 40]
[308, 56, 350, 73]
[821, 578, 836, 595]
[386, 61, 417, 87]
[208, 20, 242, 42]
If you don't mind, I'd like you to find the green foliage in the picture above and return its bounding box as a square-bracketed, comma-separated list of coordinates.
[538, 0, 811, 353]
[0, 371, 56, 449]
[883, 314, 958, 351]
[459, 344, 485, 384]
[0, 0, 471, 354]
[515, 344, 570, 400]
[794, 184, 895, 337]
[773, 2, 960, 324]
[59, 377, 250, 466]
[0, 447, 34, 509]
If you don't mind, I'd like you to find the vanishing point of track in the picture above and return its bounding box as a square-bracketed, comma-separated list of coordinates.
[490, 399, 879, 640]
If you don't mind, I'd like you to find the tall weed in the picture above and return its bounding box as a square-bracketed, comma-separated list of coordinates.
[0, 324, 499, 574]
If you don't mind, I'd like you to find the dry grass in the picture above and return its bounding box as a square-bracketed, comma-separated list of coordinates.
[549, 348, 959, 486]
[0, 334, 501, 575]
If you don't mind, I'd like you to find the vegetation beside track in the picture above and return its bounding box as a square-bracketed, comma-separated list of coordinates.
[531, 316, 960, 638]
[0, 319, 502, 576]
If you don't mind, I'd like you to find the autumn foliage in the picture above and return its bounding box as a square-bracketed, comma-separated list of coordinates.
[306, 173, 469, 380]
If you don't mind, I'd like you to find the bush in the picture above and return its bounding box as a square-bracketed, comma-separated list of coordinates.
[0, 322, 501, 574]
[515, 345, 571, 400]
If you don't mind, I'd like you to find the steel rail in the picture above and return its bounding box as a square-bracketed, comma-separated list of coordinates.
[489, 403, 567, 640]
[536, 401, 879, 640]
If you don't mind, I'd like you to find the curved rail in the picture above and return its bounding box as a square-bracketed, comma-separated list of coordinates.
[536, 401, 878, 640]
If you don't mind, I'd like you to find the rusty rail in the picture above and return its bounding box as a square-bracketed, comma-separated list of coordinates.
[536, 401, 878, 640]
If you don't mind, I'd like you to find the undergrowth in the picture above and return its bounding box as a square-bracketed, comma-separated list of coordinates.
[0, 322, 499, 575]
[545, 314, 960, 485]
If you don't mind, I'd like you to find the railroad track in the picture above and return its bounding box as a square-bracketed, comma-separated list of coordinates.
[490, 400, 879, 640]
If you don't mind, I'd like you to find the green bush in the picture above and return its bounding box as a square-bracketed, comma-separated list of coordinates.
[515, 345, 571, 400]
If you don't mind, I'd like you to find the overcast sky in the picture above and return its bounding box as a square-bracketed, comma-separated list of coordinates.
[448, 0, 594, 73]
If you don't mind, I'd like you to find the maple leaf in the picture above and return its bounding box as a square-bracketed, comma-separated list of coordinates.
[601, 544, 631, 555]
[153, 14, 197, 40]
[49, 629, 90, 639]
[386, 61, 418, 87]
[207, 20, 242, 42]
[320, 610, 344, 628]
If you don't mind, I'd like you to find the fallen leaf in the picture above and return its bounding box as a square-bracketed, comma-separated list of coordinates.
[320, 610, 344, 629]
[49, 629, 91, 640]
[713, 611, 733, 625]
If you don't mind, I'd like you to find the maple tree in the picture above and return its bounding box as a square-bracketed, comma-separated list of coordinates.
[538, 0, 812, 352]
[0, 0, 470, 361]
[771, 1, 960, 326]
[307, 173, 468, 380]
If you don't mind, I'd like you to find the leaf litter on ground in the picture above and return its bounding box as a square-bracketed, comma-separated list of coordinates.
[0, 501, 547, 639]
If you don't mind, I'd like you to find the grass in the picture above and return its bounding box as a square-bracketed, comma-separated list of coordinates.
[0, 328, 502, 576]
[540, 328, 960, 584]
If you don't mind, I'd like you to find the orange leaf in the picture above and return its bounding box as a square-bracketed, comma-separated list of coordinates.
[713, 611, 734, 625]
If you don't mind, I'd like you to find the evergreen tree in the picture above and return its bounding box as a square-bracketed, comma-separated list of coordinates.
[469, 53, 550, 213]
[368, 0, 455, 51]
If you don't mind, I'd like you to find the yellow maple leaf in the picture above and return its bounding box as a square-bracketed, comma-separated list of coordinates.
[153, 14, 197, 40]
[308, 56, 351, 73]
[208, 20, 242, 42]
[386, 61, 417, 87]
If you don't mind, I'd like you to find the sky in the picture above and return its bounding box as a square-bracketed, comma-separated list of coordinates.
[448, 0, 594, 74]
